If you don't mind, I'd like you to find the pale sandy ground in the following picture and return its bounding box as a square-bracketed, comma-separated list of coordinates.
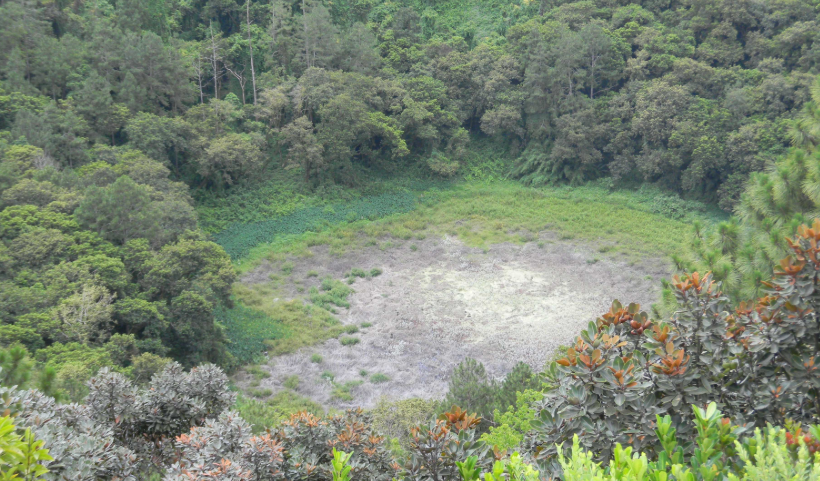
[239, 233, 670, 409]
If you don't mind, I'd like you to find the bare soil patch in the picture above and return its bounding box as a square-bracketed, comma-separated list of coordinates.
[240, 234, 670, 409]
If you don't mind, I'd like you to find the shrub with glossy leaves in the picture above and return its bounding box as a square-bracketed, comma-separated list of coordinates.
[526, 220, 820, 475]
[555, 403, 820, 481]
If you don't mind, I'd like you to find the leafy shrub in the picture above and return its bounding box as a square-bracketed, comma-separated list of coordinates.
[370, 373, 390, 383]
[235, 391, 324, 434]
[526, 220, 820, 475]
[340, 336, 360, 346]
[310, 353, 323, 363]
[165, 411, 285, 480]
[371, 397, 438, 449]
[403, 407, 493, 481]
[249, 387, 273, 398]
[3, 362, 234, 478]
[309, 278, 354, 311]
[283, 375, 300, 390]
[555, 403, 820, 481]
[426, 151, 460, 177]
[331, 381, 362, 401]
[347, 268, 366, 279]
[342, 325, 359, 334]
[369, 268, 382, 277]
[458, 452, 540, 481]
[0, 415, 52, 480]
[444, 359, 540, 431]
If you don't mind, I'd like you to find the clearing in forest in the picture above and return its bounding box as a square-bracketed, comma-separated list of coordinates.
[237, 232, 669, 409]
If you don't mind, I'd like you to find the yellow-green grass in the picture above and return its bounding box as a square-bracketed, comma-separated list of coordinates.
[232, 283, 348, 356]
[233, 181, 701, 275]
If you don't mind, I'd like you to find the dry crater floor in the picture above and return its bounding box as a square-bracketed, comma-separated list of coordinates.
[240, 233, 670, 409]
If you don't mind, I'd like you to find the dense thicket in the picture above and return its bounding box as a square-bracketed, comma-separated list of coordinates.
[2, 0, 819, 199]
[0, 142, 236, 399]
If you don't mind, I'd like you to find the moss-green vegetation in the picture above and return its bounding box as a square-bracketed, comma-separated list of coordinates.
[235, 391, 324, 434]
[283, 375, 300, 390]
[308, 278, 354, 312]
[248, 387, 273, 398]
[331, 381, 363, 402]
[215, 301, 288, 365]
[370, 373, 390, 384]
[213, 192, 418, 260]
[232, 284, 346, 356]
[232, 181, 720, 275]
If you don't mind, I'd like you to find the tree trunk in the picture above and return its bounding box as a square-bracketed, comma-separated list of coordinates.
[209, 22, 220, 99]
[303, 0, 310, 69]
[247, 0, 258, 105]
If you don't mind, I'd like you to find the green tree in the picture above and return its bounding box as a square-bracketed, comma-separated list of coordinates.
[282, 116, 325, 184]
[196, 133, 265, 187]
[75, 176, 158, 245]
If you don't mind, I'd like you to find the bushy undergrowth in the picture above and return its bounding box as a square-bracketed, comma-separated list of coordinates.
[556, 404, 820, 481]
[443, 359, 541, 432]
[234, 391, 324, 434]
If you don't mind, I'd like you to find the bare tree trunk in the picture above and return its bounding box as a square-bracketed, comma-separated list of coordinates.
[209, 21, 221, 99]
[302, 0, 310, 69]
[247, 0, 258, 105]
[226, 64, 248, 104]
[194, 55, 205, 104]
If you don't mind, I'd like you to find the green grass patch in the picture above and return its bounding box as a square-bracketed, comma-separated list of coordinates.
[370, 373, 390, 383]
[215, 301, 288, 365]
[213, 192, 417, 260]
[342, 325, 359, 334]
[232, 181, 721, 275]
[233, 283, 346, 356]
[331, 381, 363, 401]
[340, 336, 360, 346]
[249, 387, 273, 398]
[361, 322, 373, 328]
[283, 375, 300, 390]
[308, 278, 353, 312]
[245, 365, 271, 381]
[310, 353, 323, 363]
[235, 391, 324, 434]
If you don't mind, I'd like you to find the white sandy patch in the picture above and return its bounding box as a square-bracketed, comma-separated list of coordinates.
[240, 233, 669, 409]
